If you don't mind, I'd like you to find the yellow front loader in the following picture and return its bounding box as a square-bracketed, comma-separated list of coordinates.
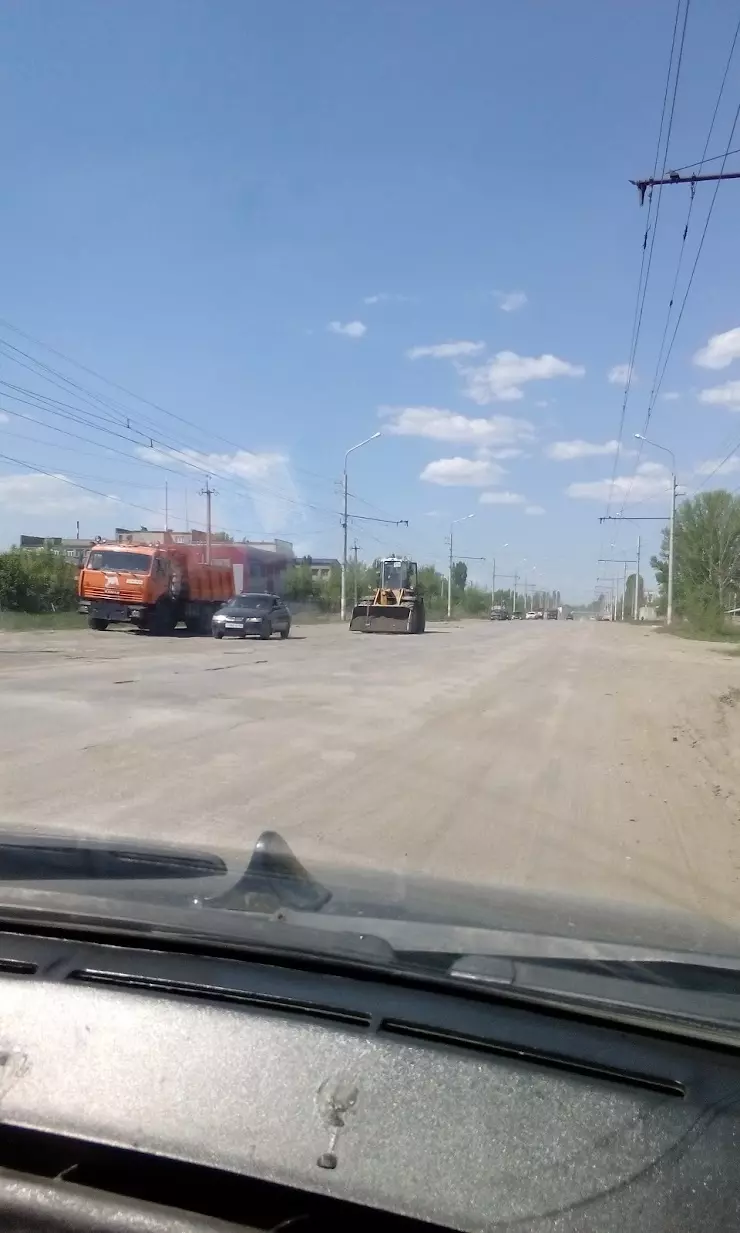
[349, 557, 426, 634]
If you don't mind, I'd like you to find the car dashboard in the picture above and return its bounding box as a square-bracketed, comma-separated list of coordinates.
[0, 926, 739, 1232]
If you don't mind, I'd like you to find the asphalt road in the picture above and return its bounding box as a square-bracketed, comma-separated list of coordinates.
[2, 618, 740, 925]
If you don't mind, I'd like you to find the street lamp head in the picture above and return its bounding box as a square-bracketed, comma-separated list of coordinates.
[634, 433, 644, 441]
[370, 431, 381, 441]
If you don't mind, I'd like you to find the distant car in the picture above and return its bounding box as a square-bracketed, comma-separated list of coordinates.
[546, 609, 559, 620]
[212, 593, 291, 640]
[524, 610, 539, 621]
[566, 612, 574, 620]
[489, 608, 510, 620]
[512, 611, 525, 620]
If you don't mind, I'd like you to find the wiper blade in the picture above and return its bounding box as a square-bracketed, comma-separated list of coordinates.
[0, 833, 228, 882]
[450, 954, 740, 1040]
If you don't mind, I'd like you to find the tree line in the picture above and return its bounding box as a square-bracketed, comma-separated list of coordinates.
[0, 548, 79, 613]
[651, 489, 740, 633]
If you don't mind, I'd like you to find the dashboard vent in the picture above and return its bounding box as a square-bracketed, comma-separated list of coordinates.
[71, 968, 372, 1028]
[380, 1019, 684, 1097]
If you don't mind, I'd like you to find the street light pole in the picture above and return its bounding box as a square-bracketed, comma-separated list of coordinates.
[341, 433, 381, 622]
[634, 535, 641, 621]
[634, 434, 676, 626]
[448, 514, 475, 619]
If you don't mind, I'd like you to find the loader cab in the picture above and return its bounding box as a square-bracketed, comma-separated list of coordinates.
[380, 558, 416, 594]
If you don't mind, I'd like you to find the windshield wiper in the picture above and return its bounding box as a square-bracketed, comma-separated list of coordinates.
[0, 834, 228, 882]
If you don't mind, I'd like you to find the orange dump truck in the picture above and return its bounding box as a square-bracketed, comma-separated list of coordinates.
[77, 540, 234, 634]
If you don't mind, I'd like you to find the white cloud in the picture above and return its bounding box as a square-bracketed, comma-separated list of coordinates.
[362, 292, 413, 305]
[545, 438, 621, 461]
[698, 380, 740, 411]
[420, 457, 505, 487]
[136, 445, 301, 532]
[662, 391, 680, 401]
[693, 326, 740, 370]
[494, 290, 528, 313]
[0, 411, 8, 424]
[565, 462, 672, 503]
[525, 505, 546, 516]
[479, 490, 526, 505]
[381, 406, 535, 446]
[406, 340, 485, 360]
[0, 471, 113, 514]
[328, 320, 367, 338]
[608, 363, 635, 385]
[460, 351, 585, 404]
[695, 456, 740, 476]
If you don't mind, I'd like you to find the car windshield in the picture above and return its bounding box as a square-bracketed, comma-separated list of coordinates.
[85, 551, 152, 574]
[227, 595, 272, 610]
[4, 1, 740, 1028]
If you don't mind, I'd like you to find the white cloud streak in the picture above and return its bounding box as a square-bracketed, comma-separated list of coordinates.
[136, 445, 301, 532]
[328, 320, 367, 338]
[0, 472, 114, 514]
[545, 438, 621, 461]
[406, 340, 485, 360]
[420, 457, 505, 487]
[566, 462, 672, 503]
[494, 290, 528, 313]
[693, 326, 740, 370]
[479, 490, 526, 505]
[695, 455, 740, 476]
[525, 505, 545, 516]
[698, 380, 740, 411]
[380, 406, 535, 446]
[460, 351, 585, 404]
[607, 363, 635, 385]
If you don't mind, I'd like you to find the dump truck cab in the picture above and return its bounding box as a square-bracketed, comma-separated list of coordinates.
[349, 556, 425, 634]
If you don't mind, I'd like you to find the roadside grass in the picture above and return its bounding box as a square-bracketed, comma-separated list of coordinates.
[659, 621, 740, 648]
[0, 611, 86, 633]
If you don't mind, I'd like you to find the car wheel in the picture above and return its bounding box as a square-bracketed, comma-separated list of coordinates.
[280, 624, 290, 639]
[212, 629, 224, 640]
[88, 617, 109, 631]
[259, 620, 273, 640]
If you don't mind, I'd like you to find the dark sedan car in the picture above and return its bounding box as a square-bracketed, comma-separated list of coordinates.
[212, 593, 291, 640]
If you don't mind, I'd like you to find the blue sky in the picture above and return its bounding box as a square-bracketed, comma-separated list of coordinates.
[2, 0, 740, 600]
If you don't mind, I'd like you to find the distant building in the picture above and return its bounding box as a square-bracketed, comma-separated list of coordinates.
[20, 535, 94, 568]
[306, 557, 341, 581]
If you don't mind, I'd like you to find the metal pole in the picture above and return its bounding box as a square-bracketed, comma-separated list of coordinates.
[352, 540, 359, 608]
[200, 477, 214, 565]
[512, 572, 518, 616]
[447, 526, 453, 619]
[165, 481, 168, 532]
[667, 474, 676, 626]
[634, 535, 641, 621]
[340, 467, 349, 622]
[491, 557, 496, 608]
[622, 560, 627, 621]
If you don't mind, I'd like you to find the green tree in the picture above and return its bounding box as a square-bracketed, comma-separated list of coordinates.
[451, 561, 468, 590]
[282, 563, 317, 602]
[651, 489, 740, 631]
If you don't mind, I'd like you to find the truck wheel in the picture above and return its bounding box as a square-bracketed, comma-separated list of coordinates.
[259, 620, 273, 640]
[88, 617, 109, 631]
[280, 625, 290, 639]
[150, 601, 175, 636]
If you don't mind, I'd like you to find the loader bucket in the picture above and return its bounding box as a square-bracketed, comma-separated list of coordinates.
[349, 602, 415, 633]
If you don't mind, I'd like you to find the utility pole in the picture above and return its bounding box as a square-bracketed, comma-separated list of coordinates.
[631, 168, 740, 206]
[491, 557, 496, 608]
[667, 474, 677, 626]
[598, 559, 636, 622]
[200, 476, 215, 564]
[634, 535, 641, 622]
[165, 481, 169, 532]
[352, 539, 360, 608]
[512, 572, 518, 616]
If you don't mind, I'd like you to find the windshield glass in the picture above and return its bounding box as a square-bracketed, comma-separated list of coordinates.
[86, 551, 152, 574]
[227, 595, 272, 610]
[4, 2, 740, 1016]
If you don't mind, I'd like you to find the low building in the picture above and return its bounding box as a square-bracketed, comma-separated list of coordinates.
[306, 557, 340, 581]
[19, 535, 94, 568]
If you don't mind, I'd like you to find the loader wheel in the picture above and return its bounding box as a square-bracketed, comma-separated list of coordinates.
[417, 605, 426, 634]
[88, 617, 109, 632]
